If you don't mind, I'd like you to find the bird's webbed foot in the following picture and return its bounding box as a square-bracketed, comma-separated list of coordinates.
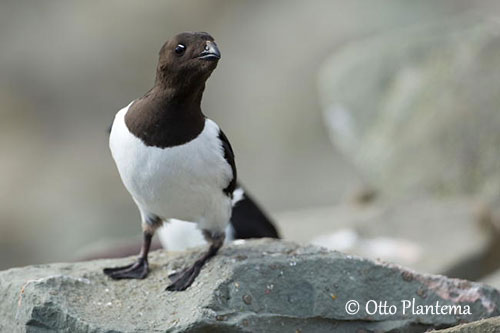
[166, 230, 225, 291]
[103, 257, 149, 279]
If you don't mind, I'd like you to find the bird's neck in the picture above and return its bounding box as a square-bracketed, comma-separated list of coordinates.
[124, 81, 207, 148]
[150, 82, 205, 116]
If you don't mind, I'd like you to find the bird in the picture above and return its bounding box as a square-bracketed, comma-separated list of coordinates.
[103, 31, 278, 291]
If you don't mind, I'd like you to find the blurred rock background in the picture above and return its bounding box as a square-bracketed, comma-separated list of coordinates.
[1, 0, 500, 287]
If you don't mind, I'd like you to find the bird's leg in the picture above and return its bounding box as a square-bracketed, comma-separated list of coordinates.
[103, 216, 161, 280]
[166, 230, 225, 291]
[103, 231, 152, 279]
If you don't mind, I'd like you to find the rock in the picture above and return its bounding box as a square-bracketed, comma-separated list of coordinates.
[483, 270, 500, 291]
[1, 240, 499, 332]
[318, 15, 500, 199]
[277, 197, 496, 279]
[432, 316, 500, 332]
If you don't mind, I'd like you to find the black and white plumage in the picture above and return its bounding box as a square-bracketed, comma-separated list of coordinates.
[110, 105, 234, 238]
[159, 186, 280, 251]
[103, 32, 277, 291]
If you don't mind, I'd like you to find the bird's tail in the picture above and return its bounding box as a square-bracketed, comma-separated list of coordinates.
[228, 184, 280, 239]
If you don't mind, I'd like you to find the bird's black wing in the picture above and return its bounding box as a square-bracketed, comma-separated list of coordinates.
[218, 129, 279, 239]
[218, 129, 237, 196]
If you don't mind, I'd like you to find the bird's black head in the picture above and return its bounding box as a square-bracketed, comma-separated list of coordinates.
[155, 32, 221, 90]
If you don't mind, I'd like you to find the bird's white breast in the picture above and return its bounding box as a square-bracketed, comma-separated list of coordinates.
[109, 103, 233, 233]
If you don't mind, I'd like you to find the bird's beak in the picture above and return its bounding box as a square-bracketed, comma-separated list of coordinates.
[198, 41, 221, 61]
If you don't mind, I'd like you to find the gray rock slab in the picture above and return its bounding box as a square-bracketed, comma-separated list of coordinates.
[432, 316, 500, 332]
[1, 239, 499, 332]
[318, 14, 500, 200]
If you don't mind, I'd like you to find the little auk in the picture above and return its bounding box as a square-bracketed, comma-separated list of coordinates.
[104, 32, 278, 291]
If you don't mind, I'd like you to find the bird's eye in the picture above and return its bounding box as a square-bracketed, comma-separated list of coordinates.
[174, 44, 186, 55]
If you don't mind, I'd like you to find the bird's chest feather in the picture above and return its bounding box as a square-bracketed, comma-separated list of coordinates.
[109, 106, 232, 219]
